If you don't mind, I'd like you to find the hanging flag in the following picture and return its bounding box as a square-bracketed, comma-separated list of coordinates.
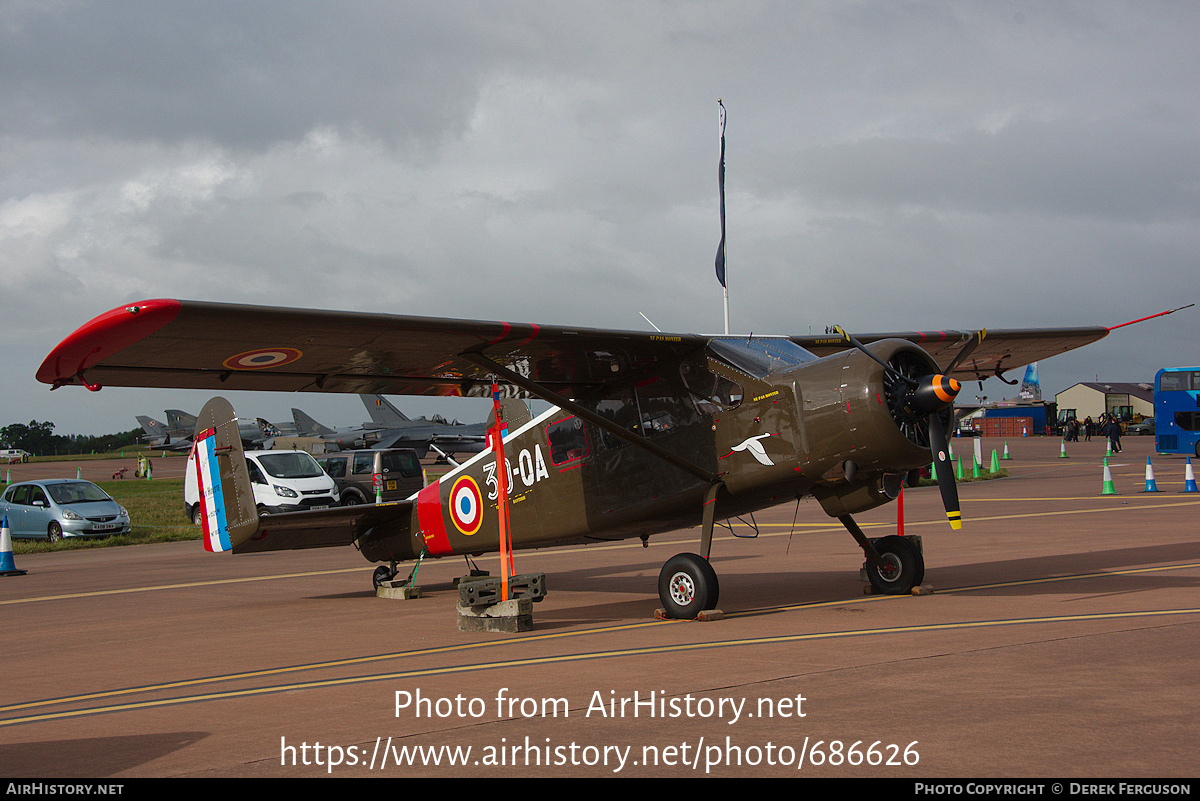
[714, 100, 727, 288]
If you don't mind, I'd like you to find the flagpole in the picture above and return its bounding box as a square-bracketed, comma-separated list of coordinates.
[715, 99, 729, 334]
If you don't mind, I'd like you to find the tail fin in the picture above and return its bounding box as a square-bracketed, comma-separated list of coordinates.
[1019, 362, 1041, 402]
[137, 415, 166, 437]
[291, 408, 334, 436]
[361, 394, 410, 425]
[192, 397, 259, 552]
[165, 409, 198, 434]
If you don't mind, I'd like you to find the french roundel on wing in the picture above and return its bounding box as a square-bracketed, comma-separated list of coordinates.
[222, 347, 303, 370]
[449, 475, 483, 536]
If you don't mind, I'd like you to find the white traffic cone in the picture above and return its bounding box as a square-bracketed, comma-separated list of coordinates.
[1, 515, 27, 576]
[1186, 458, 1198, 493]
[1143, 457, 1160, 492]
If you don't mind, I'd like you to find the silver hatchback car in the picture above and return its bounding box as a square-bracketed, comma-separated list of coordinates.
[0, 479, 131, 541]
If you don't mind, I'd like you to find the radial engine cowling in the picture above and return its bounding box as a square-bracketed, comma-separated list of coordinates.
[794, 339, 957, 517]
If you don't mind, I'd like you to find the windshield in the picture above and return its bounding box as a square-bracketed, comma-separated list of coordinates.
[46, 482, 112, 505]
[255, 452, 325, 479]
[708, 337, 817, 378]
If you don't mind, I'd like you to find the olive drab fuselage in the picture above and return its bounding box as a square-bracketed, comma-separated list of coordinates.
[357, 337, 938, 565]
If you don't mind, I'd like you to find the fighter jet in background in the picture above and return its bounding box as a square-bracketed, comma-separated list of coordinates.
[289, 396, 488, 458]
[135, 415, 192, 451]
[359, 394, 488, 458]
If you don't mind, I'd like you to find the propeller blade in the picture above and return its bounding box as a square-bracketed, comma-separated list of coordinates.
[834, 326, 917, 387]
[927, 411, 962, 530]
[944, 329, 987, 374]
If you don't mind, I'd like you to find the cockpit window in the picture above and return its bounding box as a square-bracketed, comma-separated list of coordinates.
[708, 337, 817, 378]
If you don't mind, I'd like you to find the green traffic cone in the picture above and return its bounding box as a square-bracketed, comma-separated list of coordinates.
[1101, 458, 1117, 495]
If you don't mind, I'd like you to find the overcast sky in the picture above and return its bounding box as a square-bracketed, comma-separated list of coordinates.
[3, 1, 1197, 436]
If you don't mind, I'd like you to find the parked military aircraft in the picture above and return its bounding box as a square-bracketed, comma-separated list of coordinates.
[360, 394, 488, 458]
[291, 407, 372, 449]
[135, 415, 192, 451]
[38, 299, 1140, 617]
[288, 395, 488, 457]
[142, 408, 288, 449]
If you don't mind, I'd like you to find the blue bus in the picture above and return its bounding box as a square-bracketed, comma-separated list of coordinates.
[1154, 367, 1200, 456]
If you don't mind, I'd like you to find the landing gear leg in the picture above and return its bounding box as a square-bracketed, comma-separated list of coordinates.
[839, 515, 925, 595]
[656, 482, 726, 619]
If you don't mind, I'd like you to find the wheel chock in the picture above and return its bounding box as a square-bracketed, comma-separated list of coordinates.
[654, 607, 723, 621]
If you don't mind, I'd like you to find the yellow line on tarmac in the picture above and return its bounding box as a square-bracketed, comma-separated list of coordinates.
[0, 566, 373, 606]
[5, 562, 1198, 725]
[3, 606, 1197, 728]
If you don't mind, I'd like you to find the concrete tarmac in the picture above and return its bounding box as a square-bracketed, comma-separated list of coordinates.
[1, 435, 1197, 778]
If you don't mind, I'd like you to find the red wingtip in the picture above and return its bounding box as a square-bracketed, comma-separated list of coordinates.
[36, 299, 182, 388]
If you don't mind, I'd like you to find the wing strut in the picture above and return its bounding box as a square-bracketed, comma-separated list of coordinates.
[458, 352, 720, 485]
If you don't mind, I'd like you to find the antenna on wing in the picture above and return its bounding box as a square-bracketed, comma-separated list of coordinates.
[714, 99, 729, 335]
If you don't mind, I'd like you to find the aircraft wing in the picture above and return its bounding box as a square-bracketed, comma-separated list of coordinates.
[792, 327, 1110, 383]
[37, 299, 708, 399]
[38, 299, 1113, 397]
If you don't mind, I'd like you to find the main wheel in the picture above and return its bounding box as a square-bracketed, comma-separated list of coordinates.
[865, 536, 923, 595]
[47, 522, 63, 543]
[658, 553, 719, 619]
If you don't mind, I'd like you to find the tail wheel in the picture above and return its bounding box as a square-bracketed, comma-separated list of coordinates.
[372, 565, 397, 589]
[658, 553, 719, 619]
[865, 536, 924, 595]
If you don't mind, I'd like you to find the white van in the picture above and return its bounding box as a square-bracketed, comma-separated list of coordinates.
[184, 449, 339, 523]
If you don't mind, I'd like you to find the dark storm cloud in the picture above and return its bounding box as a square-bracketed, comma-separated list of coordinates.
[3, 1, 1199, 433]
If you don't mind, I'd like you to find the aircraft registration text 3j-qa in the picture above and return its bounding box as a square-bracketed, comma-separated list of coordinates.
[39, 298, 1138, 617]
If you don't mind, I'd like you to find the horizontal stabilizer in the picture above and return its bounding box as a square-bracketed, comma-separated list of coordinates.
[233, 501, 414, 554]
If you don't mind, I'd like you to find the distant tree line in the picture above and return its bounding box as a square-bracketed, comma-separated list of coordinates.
[0, 421, 143, 456]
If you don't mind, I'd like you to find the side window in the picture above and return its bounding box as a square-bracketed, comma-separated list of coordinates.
[381, 452, 421, 477]
[247, 459, 266, 484]
[319, 458, 346, 478]
[546, 416, 588, 465]
[683, 365, 743, 416]
[633, 375, 694, 437]
[30, 487, 48, 506]
[352, 453, 375, 474]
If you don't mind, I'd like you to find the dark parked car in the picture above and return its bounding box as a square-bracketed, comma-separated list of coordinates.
[1127, 418, 1154, 435]
[316, 449, 425, 505]
[0, 479, 130, 541]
